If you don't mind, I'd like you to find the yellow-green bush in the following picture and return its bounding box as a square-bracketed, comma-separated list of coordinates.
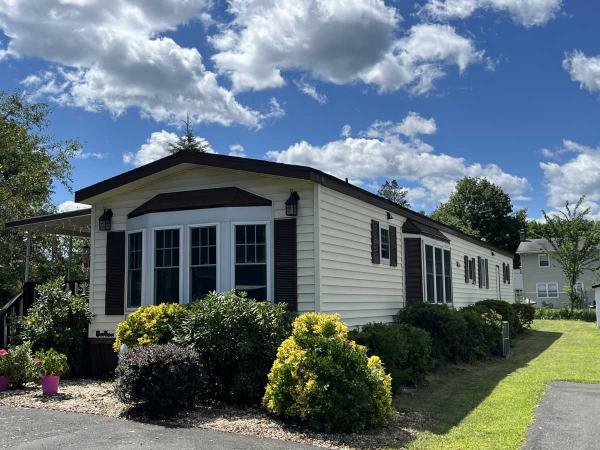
[114, 304, 185, 351]
[263, 313, 394, 432]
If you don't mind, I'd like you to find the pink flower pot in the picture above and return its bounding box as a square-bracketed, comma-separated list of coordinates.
[0, 375, 8, 392]
[41, 375, 60, 396]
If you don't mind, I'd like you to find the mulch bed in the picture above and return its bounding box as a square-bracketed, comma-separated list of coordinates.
[0, 380, 423, 449]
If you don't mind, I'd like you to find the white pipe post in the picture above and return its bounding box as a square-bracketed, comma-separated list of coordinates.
[24, 231, 31, 282]
[67, 234, 73, 282]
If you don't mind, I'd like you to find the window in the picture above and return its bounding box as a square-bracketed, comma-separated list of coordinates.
[380, 227, 390, 260]
[539, 254, 550, 268]
[424, 243, 452, 304]
[235, 224, 267, 300]
[575, 281, 584, 294]
[190, 226, 217, 301]
[127, 232, 143, 309]
[537, 282, 559, 298]
[154, 228, 180, 303]
[469, 257, 476, 284]
[478, 257, 489, 289]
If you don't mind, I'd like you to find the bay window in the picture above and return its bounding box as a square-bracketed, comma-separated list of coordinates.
[154, 228, 180, 303]
[190, 225, 217, 301]
[235, 224, 267, 300]
[424, 243, 452, 304]
[127, 231, 143, 309]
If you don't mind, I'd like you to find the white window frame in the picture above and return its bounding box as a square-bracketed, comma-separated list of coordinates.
[538, 253, 550, 268]
[125, 229, 146, 312]
[421, 239, 452, 304]
[151, 225, 184, 304]
[575, 281, 584, 294]
[187, 223, 220, 302]
[536, 282, 559, 298]
[380, 225, 390, 263]
[231, 221, 272, 301]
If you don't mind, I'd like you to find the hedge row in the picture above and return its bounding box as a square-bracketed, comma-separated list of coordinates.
[534, 307, 596, 322]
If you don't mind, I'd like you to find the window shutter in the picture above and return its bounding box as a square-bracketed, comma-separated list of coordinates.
[477, 256, 482, 288]
[389, 226, 397, 267]
[502, 263, 506, 284]
[105, 231, 125, 316]
[371, 220, 380, 264]
[485, 259, 489, 289]
[464, 255, 469, 283]
[274, 218, 297, 312]
[507, 264, 511, 284]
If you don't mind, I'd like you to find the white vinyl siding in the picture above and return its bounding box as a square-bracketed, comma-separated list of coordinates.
[317, 186, 405, 327]
[88, 165, 315, 338]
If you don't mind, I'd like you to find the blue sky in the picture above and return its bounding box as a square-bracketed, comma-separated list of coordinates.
[1, 0, 600, 219]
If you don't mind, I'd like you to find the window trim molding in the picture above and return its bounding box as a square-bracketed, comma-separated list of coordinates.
[421, 241, 453, 304]
[186, 222, 220, 303]
[125, 229, 146, 312]
[230, 220, 273, 302]
[379, 225, 390, 264]
[536, 281, 559, 298]
[151, 225, 184, 305]
[538, 253, 550, 268]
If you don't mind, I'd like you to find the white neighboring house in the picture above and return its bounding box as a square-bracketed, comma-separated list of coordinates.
[517, 236, 596, 308]
[6, 151, 514, 373]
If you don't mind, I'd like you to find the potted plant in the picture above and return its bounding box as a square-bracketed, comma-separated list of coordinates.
[0, 349, 8, 392]
[34, 349, 68, 396]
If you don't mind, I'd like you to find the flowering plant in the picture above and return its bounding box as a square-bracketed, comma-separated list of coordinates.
[34, 349, 68, 377]
[0, 349, 9, 376]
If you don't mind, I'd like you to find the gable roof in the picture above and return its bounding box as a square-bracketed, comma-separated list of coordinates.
[74, 151, 514, 258]
[128, 187, 271, 219]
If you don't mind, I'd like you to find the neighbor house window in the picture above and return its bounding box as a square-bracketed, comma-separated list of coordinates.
[537, 282, 558, 298]
[539, 254, 550, 267]
[380, 227, 390, 261]
[190, 226, 217, 301]
[424, 244, 452, 304]
[575, 281, 584, 294]
[127, 232, 143, 309]
[154, 228, 180, 303]
[235, 224, 267, 300]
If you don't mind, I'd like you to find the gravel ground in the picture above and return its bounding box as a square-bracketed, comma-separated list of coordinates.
[0, 380, 422, 449]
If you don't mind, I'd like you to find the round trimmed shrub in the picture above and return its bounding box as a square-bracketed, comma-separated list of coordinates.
[263, 313, 394, 433]
[459, 306, 503, 360]
[395, 303, 467, 364]
[351, 322, 432, 392]
[114, 303, 185, 351]
[512, 303, 535, 329]
[115, 343, 203, 417]
[477, 300, 520, 336]
[173, 291, 292, 404]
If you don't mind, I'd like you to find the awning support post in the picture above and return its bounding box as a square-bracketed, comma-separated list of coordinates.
[67, 234, 73, 282]
[24, 231, 31, 282]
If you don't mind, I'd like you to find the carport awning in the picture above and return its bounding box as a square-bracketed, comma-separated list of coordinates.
[5, 208, 92, 237]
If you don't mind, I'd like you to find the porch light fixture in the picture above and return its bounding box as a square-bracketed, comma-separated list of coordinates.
[98, 209, 113, 231]
[285, 192, 300, 216]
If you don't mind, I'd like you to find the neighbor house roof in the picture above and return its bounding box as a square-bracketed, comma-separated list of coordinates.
[74, 151, 514, 258]
[516, 238, 553, 254]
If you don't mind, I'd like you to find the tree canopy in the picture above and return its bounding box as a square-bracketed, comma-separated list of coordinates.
[169, 114, 211, 154]
[430, 177, 527, 255]
[0, 91, 81, 302]
[378, 179, 410, 208]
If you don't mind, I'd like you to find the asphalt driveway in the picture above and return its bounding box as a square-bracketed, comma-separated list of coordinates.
[0, 406, 319, 449]
[524, 382, 600, 450]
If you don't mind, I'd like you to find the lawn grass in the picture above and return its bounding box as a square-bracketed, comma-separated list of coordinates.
[396, 320, 600, 449]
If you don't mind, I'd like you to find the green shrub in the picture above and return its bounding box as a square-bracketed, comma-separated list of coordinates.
[34, 349, 68, 377]
[460, 306, 503, 360]
[512, 304, 535, 329]
[115, 343, 204, 417]
[534, 307, 596, 322]
[20, 279, 92, 376]
[476, 300, 520, 336]
[395, 303, 467, 364]
[6, 342, 35, 388]
[263, 313, 394, 432]
[351, 323, 432, 392]
[114, 303, 185, 351]
[173, 291, 292, 404]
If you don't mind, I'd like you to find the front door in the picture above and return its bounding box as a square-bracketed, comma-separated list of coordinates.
[496, 265, 502, 300]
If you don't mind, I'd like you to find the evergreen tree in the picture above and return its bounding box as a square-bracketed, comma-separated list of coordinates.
[378, 179, 410, 208]
[169, 114, 211, 154]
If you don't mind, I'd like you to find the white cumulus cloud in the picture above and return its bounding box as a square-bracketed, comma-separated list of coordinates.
[57, 201, 90, 213]
[563, 51, 600, 93]
[1, 0, 261, 127]
[228, 144, 246, 157]
[123, 130, 178, 167]
[364, 112, 437, 139]
[419, 0, 562, 27]
[266, 112, 528, 208]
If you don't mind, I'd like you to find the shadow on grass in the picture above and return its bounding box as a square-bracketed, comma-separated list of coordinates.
[396, 329, 562, 438]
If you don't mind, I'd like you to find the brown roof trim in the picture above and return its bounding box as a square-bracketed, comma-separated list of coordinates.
[402, 219, 450, 242]
[128, 187, 272, 219]
[74, 151, 514, 258]
[5, 208, 92, 229]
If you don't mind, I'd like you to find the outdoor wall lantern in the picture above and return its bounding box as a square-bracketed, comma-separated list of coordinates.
[285, 192, 300, 216]
[98, 209, 113, 231]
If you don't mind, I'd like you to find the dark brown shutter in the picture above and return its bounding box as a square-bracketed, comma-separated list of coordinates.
[274, 218, 297, 312]
[389, 226, 397, 267]
[404, 238, 423, 305]
[371, 220, 380, 264]
[485, 259, 489, 288]
[105, 231, 125, 316]
[507, 264, 511, 284]
[464, 255, 469, 283]
[502, 263, 506, 283]
[477, 256, 482, 288]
